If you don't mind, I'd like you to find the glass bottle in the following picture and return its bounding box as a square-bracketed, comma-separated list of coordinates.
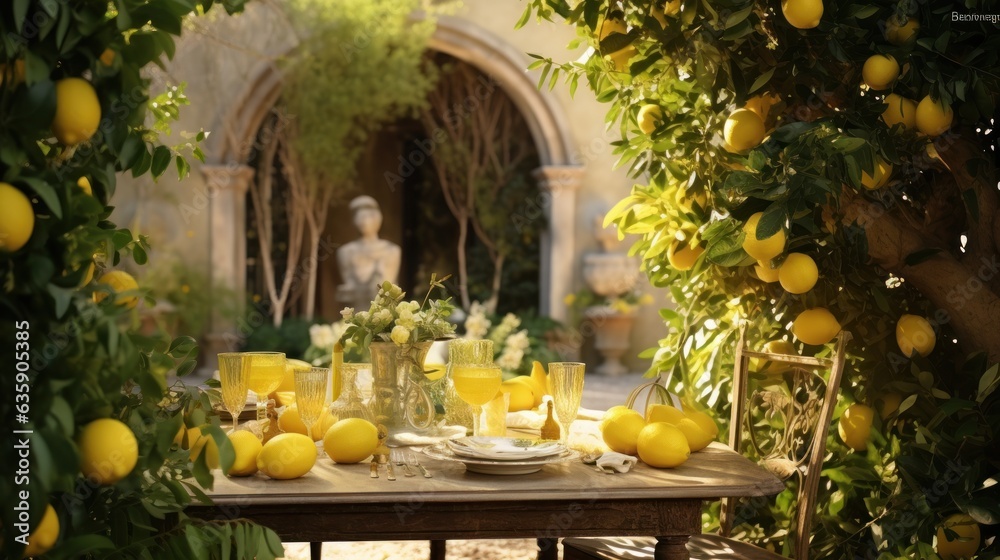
[331, 363, 375, 423]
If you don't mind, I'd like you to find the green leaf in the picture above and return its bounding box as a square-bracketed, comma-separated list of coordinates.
[977, 364, 999, 403]
[176, 155, 191, 180]
[755, 205, 786, 241]
[724, 5, 754, 29]
[748, 67, 776, 94]
[13, 0, 29, 33]
[47, 284, 73, 318]
[21, 177, 62, 219]
[897, 394, 918, 415]
[151, 146, 172, 178]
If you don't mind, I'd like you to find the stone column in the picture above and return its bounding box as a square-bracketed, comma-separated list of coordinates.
[200, 164, 255, 367]
[532, 165, 585, 322]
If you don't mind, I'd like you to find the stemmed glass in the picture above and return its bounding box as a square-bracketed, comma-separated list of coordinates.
[294, 367, 330, 442]
[548, 362, 586, 444]
[245, 352, 286, 429]
[448, 339, 502, 437]
[218, 353, 251, 432]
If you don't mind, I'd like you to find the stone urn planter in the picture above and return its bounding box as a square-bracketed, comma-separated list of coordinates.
[583, 306, 636, 376]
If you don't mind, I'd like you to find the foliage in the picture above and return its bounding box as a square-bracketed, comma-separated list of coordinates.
[240, 316, 322, 360]
[340, 277, 456, 352]
[522, 0, 1000, 557]
[462, 303, 566, 376]
[0, 0, 282, 557]
[565, 287, 655, 319]
[146, 259, 240, 341]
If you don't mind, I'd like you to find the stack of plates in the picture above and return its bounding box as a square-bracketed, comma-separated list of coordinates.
[424, 437, 578, 475]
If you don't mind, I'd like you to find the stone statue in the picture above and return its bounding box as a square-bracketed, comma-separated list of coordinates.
[336, 195, 401, 312]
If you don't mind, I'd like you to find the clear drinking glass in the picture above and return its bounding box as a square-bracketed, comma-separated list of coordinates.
[295, 367, 329, 438]
[479, 392, 510, 437]
[448, 339, 502, 437]
[548, 362, 586, 444]
[218, 353, 251, 432]
[245, 352, 286, 430]
[331, 363, 375, 423]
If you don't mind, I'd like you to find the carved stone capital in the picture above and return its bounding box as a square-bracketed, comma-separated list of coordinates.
[532, 165, 585, 193]
[200, 163, 255, 195]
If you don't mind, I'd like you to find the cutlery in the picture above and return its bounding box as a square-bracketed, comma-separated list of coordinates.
[369, 458, 379, 479]
[392, 449, 414, 477]
[378, 453, 396, 481]
[407, 450, 432, 478]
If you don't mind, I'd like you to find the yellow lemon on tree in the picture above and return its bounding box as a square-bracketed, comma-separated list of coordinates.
[227, 430, 263, 477]
[645, 403, 687, 425]
[675, 188, 708, 214]
[78, 418, 138, 485]
[742, 212, 786, 261]
[0, 59, 26, 86]
[323, 418, 379, 464]
[877, 392, 903, 420]
[0, 182, 35, 252]
[778, 253, 818, 294]
[637, 423, 690, 468]
[837, 403, 873, 452]
[23, 504, 59, 558]
[885, 15, 919, 46]
[77, 176, 93, 196]
[670, 417, 712, 452]
[781, 0, 823, 29]
[754, 261, 780, 283]
[724, 109, 766, 152]
[882, 94, 917, 130]
[915, 95, 954, 137]
[861, 158, 893, 190]
[750, 340, 797, 375]
[896, 314, 936, 357]
[792, 308, 841, 345]
[100, 48, 116, 66]
[500, 378, 536, 412]
[258, 433, 317, 479]
[637, 104, 664, 135]
[684, 408, 719, 438]
[605, 46, 637, 72]
[601, 409, 646, 455]
[936, 513, 981, 560]
[861, 55, 899, 90]
[667, 238, 704, 271]
[651, 0, 681, 26]
[744, 92, 782, 123]
[53, 77, 101, 146]
[94, 270, 140, 308]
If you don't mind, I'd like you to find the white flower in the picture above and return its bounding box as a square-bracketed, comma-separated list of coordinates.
[375, 308, 393, 325]
[309, 324, 336, 349]
[390, 325, 411, 345]
[496, 347, 524, 371]
[465, 314, 491, 339]
[504, 330, 530, 352]
[340, 307, 355, 320]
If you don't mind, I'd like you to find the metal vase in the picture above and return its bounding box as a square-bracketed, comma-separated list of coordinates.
[368, 341, 435, 433]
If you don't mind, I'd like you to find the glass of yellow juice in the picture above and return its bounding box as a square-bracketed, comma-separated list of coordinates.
[218, 353, 251, 432]
[548, 362, 585, 444]
[245, 352, 286, 430]
[447, 339, 501, 437]
[295, 367, 329, 439]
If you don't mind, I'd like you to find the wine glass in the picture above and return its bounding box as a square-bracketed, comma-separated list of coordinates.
[245, 352, 286, 431]
[218, 353, 250, 432]
[548, 362, 585, 444]
[294, 367, 329, 440]
[448, 339, 502, 437]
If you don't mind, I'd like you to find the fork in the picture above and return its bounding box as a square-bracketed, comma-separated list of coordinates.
[392, 449, 415, 477]
[406, 450, 432, 478]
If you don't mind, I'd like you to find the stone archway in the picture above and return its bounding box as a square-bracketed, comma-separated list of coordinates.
[200, 15, 584, 352]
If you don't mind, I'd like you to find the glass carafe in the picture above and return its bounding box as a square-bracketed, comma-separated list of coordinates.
[331, 363, 375, 423]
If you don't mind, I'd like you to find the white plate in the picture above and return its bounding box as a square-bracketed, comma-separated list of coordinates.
[424, 442, 579, 475]
[447, 437, 565, 461]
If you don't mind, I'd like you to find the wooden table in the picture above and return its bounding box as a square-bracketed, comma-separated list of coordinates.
[191, 442, 782, 560]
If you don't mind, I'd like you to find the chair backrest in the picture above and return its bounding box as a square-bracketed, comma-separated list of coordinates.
[719, 322, 851, 560]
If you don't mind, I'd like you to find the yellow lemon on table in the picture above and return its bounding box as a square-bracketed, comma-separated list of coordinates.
[861, 158, 893, 190]
[94, 270, 139, 308]
[0, 182, 34, 252]
[227, 430, 263, 477]
[684, 408, 719, 439]
[637, 104, 663, 135]
[885, 15, 919, 46]
[637, 423, 690, 468]
[278, 405, 336, 441]
[792, 307, 841, 345]
[190, 432, 220, 470]
[778, 253, 818, 294]
[750, 340, 797, 375]
[837, 403, 873, 452]
[882, 94, 917, 130]
[645, 404, 687, 425]
[755, 261, 780, 283]
[600, 405, 635, 432]
[915, 96, 954, 137]
[724, 109, 766, 152]
[500, 378, 536, 412]
[781, 0, 823, 29]
[258, 433, 317, 480]
[23, 504, 59, 558]
[936, 513, 980, 560]
[601, 409, 646, 455]
[742, 212, 785, 261]
[896, 314, 935, 357]
[861, 55, 899, 90]
[53, 77, 101, 146]
[528, 361, 549, 406]
[323, 418, 379, 464]
[424, 363, 447, 381]
[667, 239, 704, 271]
[78, 418, 138, 485]
[670, 417, 712, 452]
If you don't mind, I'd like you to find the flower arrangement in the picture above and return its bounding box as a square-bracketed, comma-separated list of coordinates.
[340, 276, 456, 351]
[302, 321, 354, 366]
[463, 302, 560, 375]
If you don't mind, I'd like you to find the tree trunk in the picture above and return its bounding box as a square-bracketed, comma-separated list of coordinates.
[456, 213, 471, 310]
[483, 252, 505, 315]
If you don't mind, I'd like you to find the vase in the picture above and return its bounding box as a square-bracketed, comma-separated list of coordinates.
[368, 341, 436, 433]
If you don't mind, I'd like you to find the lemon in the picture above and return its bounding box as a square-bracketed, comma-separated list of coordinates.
[605, 46, 637, 72]
[861, 55, 899, 90]
[323, 418, 379, 464]
[837, 403, 873, 451]
[778, 253, 818, 294]
[637, 423, 690, 468]
[275, 359, 311, 396]
[258, 433, 318, 479]
[528, 361, 549, 406]
[279, 405, 335, 441]
[885, 15, 919, 46]
[77, 176, 93, 196]
[651, 0, 681, 27]
[424, 363, 447, 381]
[896, 314, 936, 357]
[94, 270, 140, 308]
[645, 404, 687, 425]
[724, 109, 766, 152]
[936, 514, 981, 559]
[601, 409, 646, 455]
[750, 340, 797, 375]
[190, 432, 220, 469]
[0, 182, 35, 252]
[53, 78, 101, 146]
[744, 92, 782, 123]
[500, 378, 536, 412]
[0, 59, 26, 86]
[675, 188, 708, 214]
[23, 504, 59, 558]
[742, 212, 786, 261]
[637, 104, 663, 134]
[100, 48, 116, 66]
[598, 18, 627, 41]
[78, 418, 138, 485]
[877, 392, 903, 420]
[181, 426, 202, 450]
[227, 431, 263, 477]
[667, 238, 703, 271]
[670, 417, 712, 452]
[915, 96, 954, 137]
[754, 261, 780, 283]
[684, 408, 719, 438]
[781, 0, 823, 29]
[792, 307, 841, 345]
[172, 425, 186, 447]
[882, 94, 917, 130]
[600, 405, 636, 431]
[861, 158, 893, 190]
[273, 391, 296, 407]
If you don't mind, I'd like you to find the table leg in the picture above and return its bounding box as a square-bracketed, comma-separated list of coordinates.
[429, 539, 447, 560]
[654, 536, 689, 560]
[536, 537, 558, 560]
[309, 541, 322, 560]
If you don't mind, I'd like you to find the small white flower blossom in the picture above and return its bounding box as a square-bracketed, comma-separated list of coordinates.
[390, 325, 411, 345]
[496, 347, 524, 371]
[504, 330, 530, 352]
[340, 307, 355, 320]
[309, 324, 336, 349]
[375, 308, 393, 325]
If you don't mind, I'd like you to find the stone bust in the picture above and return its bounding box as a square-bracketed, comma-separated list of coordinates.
[336, 195, 401, 312]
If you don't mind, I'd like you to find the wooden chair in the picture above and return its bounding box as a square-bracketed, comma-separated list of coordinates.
[563, 324, 851, 560]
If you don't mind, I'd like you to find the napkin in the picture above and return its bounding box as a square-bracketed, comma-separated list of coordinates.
[505, 398, 605, 429]
[596, 452, 638, 473]
[388, 425, 466, 447]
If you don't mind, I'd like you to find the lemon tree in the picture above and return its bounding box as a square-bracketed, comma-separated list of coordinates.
[0, 1, 282, 558]
[522, 0, 1000, 557]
